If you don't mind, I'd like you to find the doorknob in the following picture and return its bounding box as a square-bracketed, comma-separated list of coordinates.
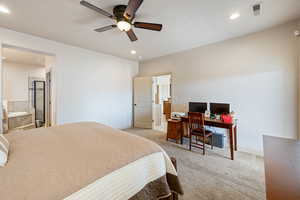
[134, 104, 137, 106]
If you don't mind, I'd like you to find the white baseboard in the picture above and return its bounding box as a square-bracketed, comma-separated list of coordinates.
[238, 147, 264, 157]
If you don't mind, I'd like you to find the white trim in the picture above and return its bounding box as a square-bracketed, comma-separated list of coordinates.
[238, 146, 264, 157]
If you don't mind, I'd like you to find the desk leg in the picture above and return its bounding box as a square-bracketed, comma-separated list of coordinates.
[229, 128, 234, 160]
[234, 126, 237, 151]
[183, 121, 189, 138]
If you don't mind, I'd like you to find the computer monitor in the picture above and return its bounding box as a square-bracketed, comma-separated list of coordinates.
[210, 103, 230, 114]
[189, 102, 207, 113]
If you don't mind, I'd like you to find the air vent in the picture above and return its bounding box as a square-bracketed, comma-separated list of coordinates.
[252, 3, 262, 16]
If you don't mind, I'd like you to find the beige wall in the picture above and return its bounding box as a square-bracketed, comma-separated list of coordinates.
[139, 21, 299, 154]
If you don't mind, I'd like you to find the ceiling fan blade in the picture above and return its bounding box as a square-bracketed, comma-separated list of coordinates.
[124, 0, 144, 20]
[126, 29, 138, 42]
[94, 25, 117, 33]
[80, 0, 114, 19]
[134, 22, 162, 31]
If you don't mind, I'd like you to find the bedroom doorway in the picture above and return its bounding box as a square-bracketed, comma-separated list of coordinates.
[133, 75, 171, 131]
[1, 45, 56, 133]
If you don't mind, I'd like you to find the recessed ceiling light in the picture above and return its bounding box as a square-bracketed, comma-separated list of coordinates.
[0, 5, 10, 14]
[131, 50, 137, 55]
[230, 13, 240, 20]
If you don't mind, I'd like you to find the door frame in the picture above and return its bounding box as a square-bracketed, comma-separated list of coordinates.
[45, 71, 52, 127]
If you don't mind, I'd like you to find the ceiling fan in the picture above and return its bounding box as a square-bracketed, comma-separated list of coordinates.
[80, 0, 163, 42]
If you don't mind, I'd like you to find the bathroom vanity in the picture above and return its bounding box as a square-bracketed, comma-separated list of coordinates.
[8, 112, 33, 129]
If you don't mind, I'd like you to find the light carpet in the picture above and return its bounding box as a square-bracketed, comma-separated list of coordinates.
[125, 128, 266, 200]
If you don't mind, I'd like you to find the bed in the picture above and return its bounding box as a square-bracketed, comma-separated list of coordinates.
[0, 122, 183, 200]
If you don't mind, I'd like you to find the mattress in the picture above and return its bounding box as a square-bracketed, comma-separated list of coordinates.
[0, 122, 182, 200]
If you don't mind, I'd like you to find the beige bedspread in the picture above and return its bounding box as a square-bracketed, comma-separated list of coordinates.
[0, 122, 181, 200]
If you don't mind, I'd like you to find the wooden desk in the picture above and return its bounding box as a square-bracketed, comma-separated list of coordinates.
[181, 116, 237, 160]
[263, 136, 300, 200]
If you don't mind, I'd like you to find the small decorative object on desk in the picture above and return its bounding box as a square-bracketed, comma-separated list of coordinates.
[221, 113, 233, 124]
[205, 110, 210, 118]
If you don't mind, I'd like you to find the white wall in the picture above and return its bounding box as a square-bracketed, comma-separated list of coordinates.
[2, 61, 45, 102]
[139, 21, 300, 154]
[0, 27, 138, 129]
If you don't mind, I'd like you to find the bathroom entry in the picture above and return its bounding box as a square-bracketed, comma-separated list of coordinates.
[1, 45, 55, 133]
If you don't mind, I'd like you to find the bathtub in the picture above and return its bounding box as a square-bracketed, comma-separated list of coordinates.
[8, 112, 33, 129]
[8, 112, 30, 118]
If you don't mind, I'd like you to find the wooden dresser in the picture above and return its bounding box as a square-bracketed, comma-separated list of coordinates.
[263, 135, 300, 200]
[167, 119, 183, 144]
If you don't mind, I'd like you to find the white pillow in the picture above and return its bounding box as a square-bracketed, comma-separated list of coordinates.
[0, 134, 9, 166]
[0, 146, 8, 166]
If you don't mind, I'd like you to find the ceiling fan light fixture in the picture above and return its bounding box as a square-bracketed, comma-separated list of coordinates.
[81, 1, 163, 42]
[0, 5, 10, 14]
[117, 21, 131, 32]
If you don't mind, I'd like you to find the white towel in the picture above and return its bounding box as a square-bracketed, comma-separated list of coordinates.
[0, 134, 9, 166]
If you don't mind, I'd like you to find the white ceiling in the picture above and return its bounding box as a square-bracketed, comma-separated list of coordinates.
[0, 0, 299, 61]
[2, 47, 46, 66]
